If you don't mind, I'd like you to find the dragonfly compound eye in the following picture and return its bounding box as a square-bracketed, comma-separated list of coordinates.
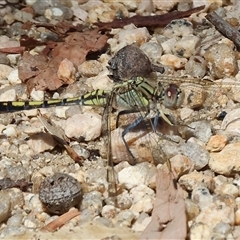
[163, 84, 184, 109]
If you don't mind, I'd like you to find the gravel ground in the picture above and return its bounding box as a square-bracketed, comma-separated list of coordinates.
[1, 0, 240, 239]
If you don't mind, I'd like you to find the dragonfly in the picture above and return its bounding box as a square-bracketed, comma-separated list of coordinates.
[0, 75, 230, 204]
[0, 77, 186, 163]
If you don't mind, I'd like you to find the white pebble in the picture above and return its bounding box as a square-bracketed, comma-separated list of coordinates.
[0, 89, 16, 101]
[65, 112, 102, 141]
[3, 125, 17, 137]
[7, 68, 21, 85]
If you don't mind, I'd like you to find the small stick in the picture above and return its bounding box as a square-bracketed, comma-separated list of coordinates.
[41, 208, 80, 232]
[205, 11, 240, 51]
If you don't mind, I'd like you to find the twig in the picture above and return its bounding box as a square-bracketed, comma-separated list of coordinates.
[41, 208, 80, 232]
[205, 11, 240, 51]
[95, 5, 205, 29]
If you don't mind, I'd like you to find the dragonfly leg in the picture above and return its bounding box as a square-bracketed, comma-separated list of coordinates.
[121, 114, 148, 164]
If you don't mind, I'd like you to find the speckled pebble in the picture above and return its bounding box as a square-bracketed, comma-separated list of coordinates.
[173, 36, 200, 58]
[191, 187, 213, 209]
[87, 2, 128, 23]
[101, 205, 120, 220]
[80, 191, 102, 216]
[115, 210, 135, 227]
[195, 194, 235, 227]
[179, 171, 214, 191]
[78, 60, 103, 77]
[204, 43, 238, 79]
[190, 222, 211, 239]
[163, 19, 193, 38]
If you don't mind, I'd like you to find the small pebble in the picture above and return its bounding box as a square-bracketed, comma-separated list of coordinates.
[65, 112, 102, 141]
[57, 58, 76, 84]
[206, 134, 228, 152]
[204, 43, 238, 79]
[78, 60, 103, 77]
[191, 186, 213, 209]
[130, 184, 155, 213]
[209, 142, 240, 175]
[118, 163, 156, 190]
[101, 205, 120, 219]
[0, 191, 11, 223]
[185, 56, 207, 78]
[80, 191, 102, 216]
[163, 19, 194, 38]
[161, 54, 187, 69]
[179, 171, 214, 191]
[179, 141, 209, 170]
[27, 133, 56, 153]
[185, 198, 200, 221]
[173, 36, 200, 58]
[153, 0, 178, 11]
[108, 25, 150, 53]
[0, 64, 13, 81]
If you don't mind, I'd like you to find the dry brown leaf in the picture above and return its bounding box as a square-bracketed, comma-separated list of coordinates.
[19, 29, 108, 93]
[139, 165, 187, 240]
[41, 208, 80, 232]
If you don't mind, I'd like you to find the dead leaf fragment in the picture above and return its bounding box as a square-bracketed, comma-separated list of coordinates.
[18, 29, 108, 93]
[140, 165, 187, 240]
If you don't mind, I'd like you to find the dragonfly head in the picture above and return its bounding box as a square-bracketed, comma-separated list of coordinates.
[163, 84, 184, 109]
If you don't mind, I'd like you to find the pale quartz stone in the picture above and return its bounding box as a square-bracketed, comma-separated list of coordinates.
[108, 24, 150, 53]
[64, 112, 102, 141]
[0, 64, 13, 81]
[7, 68, 21, 85]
